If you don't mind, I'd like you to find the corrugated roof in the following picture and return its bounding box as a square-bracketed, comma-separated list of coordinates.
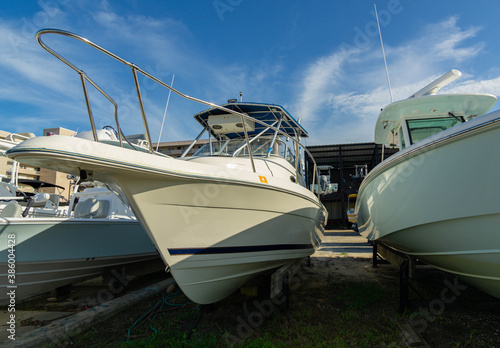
[307, 142, 399, 170]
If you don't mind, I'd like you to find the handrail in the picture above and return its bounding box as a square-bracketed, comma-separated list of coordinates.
[35, 28, 322, 197]
[233, 120, 278, 156]
[131, 66, 154, 153]
[7, 133, 34, 143]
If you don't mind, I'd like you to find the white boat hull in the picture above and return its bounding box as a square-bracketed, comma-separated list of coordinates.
[120, 176, 323, 303]
[0, 219, 161, 305]
[356, 110, 500, 299]
[7, 136, 326, 304]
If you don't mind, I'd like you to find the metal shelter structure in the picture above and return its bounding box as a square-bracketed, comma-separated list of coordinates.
[305, 142, 399, 227]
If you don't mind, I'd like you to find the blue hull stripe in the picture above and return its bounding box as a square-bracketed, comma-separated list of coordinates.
[168, 244, 314, 255]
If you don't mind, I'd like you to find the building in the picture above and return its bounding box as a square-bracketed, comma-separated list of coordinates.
[0, 127, 76, 201]
[38, 128, 77, 200]
[154, 139, 209, 157]
[306, 142, 399, 228]
[0, 130, 39, 193]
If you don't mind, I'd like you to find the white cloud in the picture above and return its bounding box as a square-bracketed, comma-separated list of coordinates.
[298, 49, 354, 124]
[299, 16, 500, 145]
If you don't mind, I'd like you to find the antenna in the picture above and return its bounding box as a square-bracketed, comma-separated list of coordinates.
[240, 91, 242, 102]
[156, 74, 175, 151]
[297, 100, 302, 124]
[374, 3, 393, 103]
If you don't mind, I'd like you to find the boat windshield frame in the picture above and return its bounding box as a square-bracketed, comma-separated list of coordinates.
[194, 137, 296, 163]
[405, 115, 465, 147]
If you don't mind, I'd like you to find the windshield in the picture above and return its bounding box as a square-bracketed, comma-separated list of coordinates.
[194, 138, 281, 157]
[193, 137, 299, 167]
[406, 116, 464, 145]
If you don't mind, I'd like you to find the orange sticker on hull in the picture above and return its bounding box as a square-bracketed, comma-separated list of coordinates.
[259, 175, 268, 183]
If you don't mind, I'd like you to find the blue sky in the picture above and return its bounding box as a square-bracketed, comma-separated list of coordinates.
[1, 0, 500, 145]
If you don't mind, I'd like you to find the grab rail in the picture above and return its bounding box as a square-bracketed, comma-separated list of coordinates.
[36, 29, 322, 198]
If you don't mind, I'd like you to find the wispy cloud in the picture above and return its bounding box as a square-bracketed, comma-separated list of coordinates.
[297, 49, 355, 123]
[298, 16, 499, 145]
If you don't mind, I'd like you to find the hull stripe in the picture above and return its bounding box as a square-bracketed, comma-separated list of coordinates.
[168, 244, 313, 255]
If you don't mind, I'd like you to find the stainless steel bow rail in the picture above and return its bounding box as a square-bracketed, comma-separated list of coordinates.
[35, 29, 322, 197]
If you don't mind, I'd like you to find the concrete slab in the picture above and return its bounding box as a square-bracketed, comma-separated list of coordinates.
[1, 310, 73, 339]
[315, 229, 372, 258]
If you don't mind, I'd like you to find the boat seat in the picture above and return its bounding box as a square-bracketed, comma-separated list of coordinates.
[73, 198, 109, 218]
[31, 193, 59, 208]
[45, 194, 60, 209]
[0, 202, 23, 218]
[0, 182, 16, 199]
[94, 200, 109, 218]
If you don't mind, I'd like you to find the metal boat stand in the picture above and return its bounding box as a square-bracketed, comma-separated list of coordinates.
[48, 284, 72, 302]
[372, 241, 417, 312]
[270, 258, 305, 310]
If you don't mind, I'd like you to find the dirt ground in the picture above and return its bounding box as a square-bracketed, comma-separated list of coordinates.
[12, 255, 495, 347]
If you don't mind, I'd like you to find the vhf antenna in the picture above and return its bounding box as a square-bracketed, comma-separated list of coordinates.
[374, 3, 393, 103]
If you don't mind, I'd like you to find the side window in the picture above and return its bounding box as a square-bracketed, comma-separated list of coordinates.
[398, 127, 406, 149]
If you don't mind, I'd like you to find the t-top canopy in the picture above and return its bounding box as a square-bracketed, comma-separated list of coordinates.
[193, 102, 309, 139]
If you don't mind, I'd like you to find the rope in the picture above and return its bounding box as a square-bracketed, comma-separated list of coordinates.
[125, 290, 195, 343]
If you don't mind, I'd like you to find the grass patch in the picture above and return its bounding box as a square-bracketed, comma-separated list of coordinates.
[65, 280, 402, 347]
[332, 282, 389, 309]
[56, 260, 500, 347]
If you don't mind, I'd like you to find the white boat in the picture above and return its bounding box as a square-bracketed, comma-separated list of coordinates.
[6, 29, 327, 304]
[0, 132, 161, 305]
[0, 184, 162, 305]
[355, 69, 500, 299]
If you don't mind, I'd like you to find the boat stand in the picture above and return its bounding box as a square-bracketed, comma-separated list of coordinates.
[49, 284, 72, 302]
[270, 258, 305, 310]
[372, 241, 417, 312]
